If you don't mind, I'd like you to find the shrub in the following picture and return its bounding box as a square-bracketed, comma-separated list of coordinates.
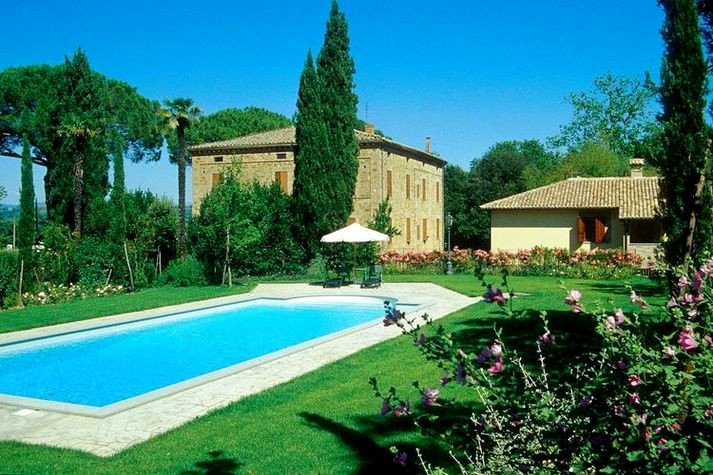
[74, 237, 115, 288]
[0, 249, 19, 308]
[157, 256, 208, 287]
[372, 263, 712, 473]
[21, 282, 125, 306]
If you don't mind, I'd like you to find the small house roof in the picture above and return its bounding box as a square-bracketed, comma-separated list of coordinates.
[187, 126, 445, 165]
[480, 176, 660, 219]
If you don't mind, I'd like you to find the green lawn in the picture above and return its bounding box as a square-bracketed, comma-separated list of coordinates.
[0, 273, 666, 474]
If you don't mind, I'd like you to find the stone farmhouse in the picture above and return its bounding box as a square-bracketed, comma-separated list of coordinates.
[188, 125, 445, 251]
[480, 159, 661, 260]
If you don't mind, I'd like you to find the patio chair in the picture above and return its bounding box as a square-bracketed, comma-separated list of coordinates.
[360, 264, 383, 289]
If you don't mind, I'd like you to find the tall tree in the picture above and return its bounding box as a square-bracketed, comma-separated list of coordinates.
[655, 0, 712, 269]
[550, 74, 660, 158]
[315, 0, 359, 228]
[0, 52, 163, 229]
[292, 52, 331, 254]
[17, 136, 35, 265]
[108, 138, 127, 280]
[162, 98, 202, 257]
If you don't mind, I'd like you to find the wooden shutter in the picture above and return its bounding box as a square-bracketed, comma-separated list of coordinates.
[577, 217, 586, 243]
[406, 175, 411, 199]
[387, 170, 393, 198]
[422, 178, 427, 201]
[406, 218, 411, 242]
[422, 218, 428, 240]
[436, 218, 440, 239]
[436, 182, 440, 202]
[275, 171, 288, 193]
[212, 173, 221, 186]
[595, 217, 606, 243]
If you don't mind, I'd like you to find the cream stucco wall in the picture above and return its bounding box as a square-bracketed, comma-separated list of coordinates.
[191, 145, 444, 252]
[490, 209, 625, 252]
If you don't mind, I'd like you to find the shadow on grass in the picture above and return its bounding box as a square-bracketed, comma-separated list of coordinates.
[181, 450, 242, 475]
[300, 412, 451, 474]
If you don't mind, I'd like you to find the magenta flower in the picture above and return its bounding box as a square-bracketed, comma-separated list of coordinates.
[421, 387, 439, 406]
[704, 404, 713, 418]
[616, 358, 627, 370]
[476, 347, 491, 364]
[628, 374, 642, 387]
[483, 287, 505, 305]
[488, 357, 504, 375]
[394, 451, 408, 466]
[537, 330, 554, 345]
[629, 393, 641, 405]
[677, 276, 689, 288]
[393, 401, 411, 417]
[678, 326, 698, 351]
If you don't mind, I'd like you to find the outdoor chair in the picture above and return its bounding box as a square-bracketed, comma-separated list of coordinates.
[360, 264, 383, 288]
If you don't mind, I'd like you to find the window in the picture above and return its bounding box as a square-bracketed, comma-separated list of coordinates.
[406, 218, 411, 243]
[406, 174, 411, 199]
[387, 170, 393, 199]
[577, 216, 609, 243]
[422, 218, 428, 241]
[275, 171, 288, 193]
[416, 184, 420, 199]
[276, 153, 287, 160]
[422, 178, 427, 201]
[436, 218, 440, 240]
[211, 173, 221, 186]
[214, 156, 224, 162]
[416, 223, 420, 241]
[436, 182, 440, 202]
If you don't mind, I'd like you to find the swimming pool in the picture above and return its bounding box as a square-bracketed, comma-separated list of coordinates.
[0, 296, 395, 412]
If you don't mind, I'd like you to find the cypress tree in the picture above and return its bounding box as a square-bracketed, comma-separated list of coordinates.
[315, 0, 359, 228]
[655, 0, 712, 269]
[109, 139, 127, 280]
[292, 52, 331, 255]
[18, 136, 35, 266]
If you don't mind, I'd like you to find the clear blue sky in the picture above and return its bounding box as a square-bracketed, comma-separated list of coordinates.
[0, 0, 665, 204]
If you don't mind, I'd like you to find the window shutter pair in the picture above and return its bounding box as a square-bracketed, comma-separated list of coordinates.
[577, 217, 586, 243]
[577, 216, 606, 243]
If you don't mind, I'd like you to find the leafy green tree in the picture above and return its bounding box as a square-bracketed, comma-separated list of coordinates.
[167, 107, 291, 158]
[17, 136, 35, 266]
[162, 97, 202, 257]
[559, 142, 629, 178]
[315, 0, 359, 230]
[550, 74, 659, 158]
[190, 173, 303, 280]
[292, 52, 331, 255]
[655, 0, 712, 269]
[444, 163, 477, 249]
[0, 185, 6, 201]
[0, 51, 163, 229]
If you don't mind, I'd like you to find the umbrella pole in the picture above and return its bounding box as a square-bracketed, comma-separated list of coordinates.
[352, 242, 357, 275]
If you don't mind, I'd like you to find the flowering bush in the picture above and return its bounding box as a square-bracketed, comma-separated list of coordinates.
[379, 246, 643, 279]
[371, 263, 712, 473]
[21, 282, 125, 306]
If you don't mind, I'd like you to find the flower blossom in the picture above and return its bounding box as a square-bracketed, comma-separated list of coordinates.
[537, 330, 554, 345]
[628, 374, 642, 387]
[704, 405, 713, 418]
[662, 346, 676, 359]
[421, 387, 439, 406]
[678, 326, 698, 352]
[483, 287, 506, 305]
[488, 357, 504, 375]
[393, 401, 411, 417]
[394, 451, 408, 466]
[629, 393, 641, 405]
[564, 289, 582, 313]
[490, 341, 503, 357]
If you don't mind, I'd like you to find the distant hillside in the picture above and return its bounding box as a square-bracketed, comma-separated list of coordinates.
[0, 203, 48, 220]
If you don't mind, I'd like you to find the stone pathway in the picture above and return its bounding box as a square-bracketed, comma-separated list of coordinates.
[0, 283, 477, 456]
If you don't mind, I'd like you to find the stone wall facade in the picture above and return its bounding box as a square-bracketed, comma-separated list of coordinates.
[191, 144, 444, 252]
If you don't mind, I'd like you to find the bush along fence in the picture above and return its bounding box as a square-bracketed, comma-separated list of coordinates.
[378, 246, 645, 279]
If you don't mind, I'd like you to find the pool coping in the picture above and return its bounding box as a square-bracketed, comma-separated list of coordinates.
[0, 283, 478, 456]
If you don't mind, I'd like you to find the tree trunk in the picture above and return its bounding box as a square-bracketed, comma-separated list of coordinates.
[73, 150, 84, 235]
[177, 123, 186, 257]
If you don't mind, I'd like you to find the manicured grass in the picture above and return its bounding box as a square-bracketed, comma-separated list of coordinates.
[0, 274, 666, 473]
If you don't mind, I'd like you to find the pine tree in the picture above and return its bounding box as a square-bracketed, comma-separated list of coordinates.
[655, 0, 712, 270]
[17, 136, 35, 266]
[292, 52, 331, 255]
[315, 0, 359, 228]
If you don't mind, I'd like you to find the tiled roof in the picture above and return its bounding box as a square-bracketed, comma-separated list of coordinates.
[187, 126, 444, 164]
[480, 177, 660, 219]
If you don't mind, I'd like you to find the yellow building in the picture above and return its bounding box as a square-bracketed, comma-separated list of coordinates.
[481, 160, 661, 260]
[188, 125, 445, 251]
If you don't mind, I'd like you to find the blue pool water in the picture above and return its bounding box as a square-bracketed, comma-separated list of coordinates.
[0, 296, 390, 407]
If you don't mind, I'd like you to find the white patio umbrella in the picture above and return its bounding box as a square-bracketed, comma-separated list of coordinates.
[320, 223, 389, 269]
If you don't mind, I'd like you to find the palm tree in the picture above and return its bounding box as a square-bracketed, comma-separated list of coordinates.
[58, 115, 99, 235]
[162, 98, 202, 257]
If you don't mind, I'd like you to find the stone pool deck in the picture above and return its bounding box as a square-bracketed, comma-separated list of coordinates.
[0, 283, 478, 456]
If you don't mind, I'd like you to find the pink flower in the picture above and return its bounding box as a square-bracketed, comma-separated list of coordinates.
[565, 289, 581, 306]
[677, 276, 689, 288]
[605, 316, 617, 332]
[678, 326, 698, 351]
[483, 287, 505, 305]
[628, 374, 642, 387]
[629, 393, 641, 405]
[488, 357, 504, 375]
[490, 342, 503, 357]
[704, 405, 713, 418]
[393, 401, 411, 417]
[537, 330, 554, 345]
[421, 387, 439, 406]
[615, 308, 625, 325]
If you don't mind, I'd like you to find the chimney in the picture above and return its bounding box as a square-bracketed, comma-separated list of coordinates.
[425, 136, 431, 153]
[364, 123, 375, 135]
[630, 158, 644, 178]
